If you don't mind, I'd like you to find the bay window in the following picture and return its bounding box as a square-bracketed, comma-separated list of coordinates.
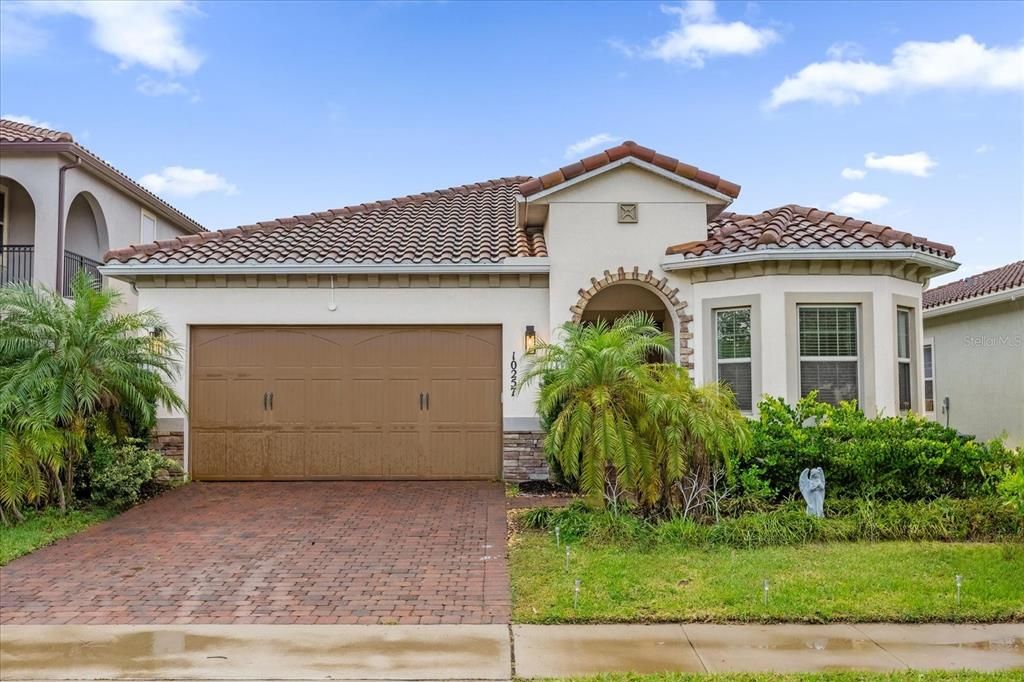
[798, 305, 860, 405]
[715, 307, 753, 411]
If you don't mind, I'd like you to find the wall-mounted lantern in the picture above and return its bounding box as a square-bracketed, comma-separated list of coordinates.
[524, 325, 537, 354]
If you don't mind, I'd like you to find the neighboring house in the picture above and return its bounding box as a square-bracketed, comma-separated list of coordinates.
[922, 261, 1024, 446]
[0, 119, 202, 308]
[101, 140, 959, 482]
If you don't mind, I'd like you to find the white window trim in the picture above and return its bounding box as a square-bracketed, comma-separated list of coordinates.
[923, 336, 935, 418]
[714, 306, 754, 412]
[797, 303, 862, 405]
[141, 209, 157, 243]
[896, 307, 913, 414]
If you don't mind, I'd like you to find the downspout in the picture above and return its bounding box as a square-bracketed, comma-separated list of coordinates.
[55, 154, 82, 290]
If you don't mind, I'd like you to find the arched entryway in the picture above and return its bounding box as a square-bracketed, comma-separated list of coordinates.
[570, 267, 694, 367]
[62, 191, 108, 295]
[0, 176, 37, 285]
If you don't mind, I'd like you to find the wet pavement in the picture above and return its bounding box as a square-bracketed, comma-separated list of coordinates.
[1, 622, 1021, 679]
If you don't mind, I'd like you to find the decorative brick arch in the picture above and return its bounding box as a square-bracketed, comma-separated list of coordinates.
[570, 266, 693, 368]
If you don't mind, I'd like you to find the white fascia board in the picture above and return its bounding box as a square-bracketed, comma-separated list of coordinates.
[517, 157, 736, 205]
[662, 247, 959, 274]
[100, 258, 551, 279]
[923, 285, 1024, 319]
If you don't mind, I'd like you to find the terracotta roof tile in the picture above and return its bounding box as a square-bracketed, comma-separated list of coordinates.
[519, 140, 741, 199]
[1, 118, 204, 233]
[105, 177, 542, 265]
[924, 260, 1024, 308]
[665, 205, 955, 260]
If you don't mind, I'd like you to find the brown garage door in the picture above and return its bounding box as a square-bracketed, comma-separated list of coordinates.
[189, 326, 502, 480]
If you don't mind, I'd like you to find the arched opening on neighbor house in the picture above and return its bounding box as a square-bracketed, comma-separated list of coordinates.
[63, 191, 108, 295]
[0, 176, 37, 285]
[578, 282, 677, 362]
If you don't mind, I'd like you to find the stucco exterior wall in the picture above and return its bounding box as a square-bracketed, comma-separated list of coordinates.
[923, 298, 1024, 445]
[138, 283, 550, 434]
[690, 273, 927, 417]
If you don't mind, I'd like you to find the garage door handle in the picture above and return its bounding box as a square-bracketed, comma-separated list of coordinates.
[263, 392, 268, 410]
[425, 392, 429, 410]
[269, 392, 274, 410]
[419, 392, 424, 410]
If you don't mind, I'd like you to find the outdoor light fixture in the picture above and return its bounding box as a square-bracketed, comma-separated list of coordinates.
[524, 325, 537, 354]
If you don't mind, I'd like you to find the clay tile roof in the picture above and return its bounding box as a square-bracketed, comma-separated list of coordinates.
[923, 260, 1024, 309]
[665, 204, 956, 261]
[519, 140, 741, 200]
[105, 177, 544, 265]
[1, 118, 204, 234]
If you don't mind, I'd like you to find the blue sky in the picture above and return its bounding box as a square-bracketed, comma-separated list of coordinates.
[2, 0, 1022, 284]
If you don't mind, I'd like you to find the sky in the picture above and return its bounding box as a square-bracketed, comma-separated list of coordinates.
[1, 0, 1022, 284]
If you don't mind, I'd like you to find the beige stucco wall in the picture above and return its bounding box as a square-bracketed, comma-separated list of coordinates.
[690, 274, 927, 417]
[138, 284, 550, 449]
[923, 298, 1024, 445]
[537, 164, 713, 337]
[1, 152, 187, 309]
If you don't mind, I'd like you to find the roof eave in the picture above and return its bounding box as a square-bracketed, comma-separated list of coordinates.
[662, 247, 959, 274]
[923, 285, 1024, 319]
[100, 257, 552, 281]
[520, 157, 736, 205]
[0, 141, 204, 235]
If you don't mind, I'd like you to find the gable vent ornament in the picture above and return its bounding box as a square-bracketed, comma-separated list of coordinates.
[617, 203, 638, 223]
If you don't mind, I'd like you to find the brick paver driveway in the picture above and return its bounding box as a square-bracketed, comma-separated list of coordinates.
[0, 482, 509, 625]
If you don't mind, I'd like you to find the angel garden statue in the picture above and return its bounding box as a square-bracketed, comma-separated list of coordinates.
[799, 467, 826, 518]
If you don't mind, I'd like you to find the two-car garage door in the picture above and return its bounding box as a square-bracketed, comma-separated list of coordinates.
[188, 326, 502, 480]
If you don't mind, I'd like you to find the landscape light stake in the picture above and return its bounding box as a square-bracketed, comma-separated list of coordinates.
[763, 578, 770, 606]
[955, 574, 963, 606]
[565, 545, 571, 572]
[555, 525, 561, 547]
[573, 578, 581, 610]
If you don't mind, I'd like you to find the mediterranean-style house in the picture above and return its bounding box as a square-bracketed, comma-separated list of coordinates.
[97, 139, 961, 482]
[923, 261, 1023, 446]
[0, 119, 202, 309]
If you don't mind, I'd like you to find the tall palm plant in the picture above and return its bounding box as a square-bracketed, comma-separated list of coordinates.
[521, 312, 671, 502]
[0, 273, 185, 513]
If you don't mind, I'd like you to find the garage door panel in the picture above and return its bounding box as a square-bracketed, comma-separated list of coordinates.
[266, 432, 306, 477]
[190, 326, 500, 480]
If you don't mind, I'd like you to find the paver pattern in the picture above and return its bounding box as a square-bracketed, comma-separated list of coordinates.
[0, 481, 509, 625]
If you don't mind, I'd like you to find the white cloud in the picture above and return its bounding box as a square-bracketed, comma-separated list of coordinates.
[975, 143, 993, 154]
[840, 168, 866, 180]
[616, 1, 778, 68]
[826, 41, 864, 60]
[139, 166, 237, 198]
[564, 133, 620, 159]
[1, 113, 53, 129]
[24, 0, 202, 75]
[831, 192, 890, 214]
[136, 76, 190, 97]
[0, 3, 48, 56]
[864, 151, 937, 177]
[768, 35, 1024, 108]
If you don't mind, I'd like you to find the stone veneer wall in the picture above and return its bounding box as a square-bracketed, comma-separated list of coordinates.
[502, 431, 550, 482]
[151, 431, 185, 473]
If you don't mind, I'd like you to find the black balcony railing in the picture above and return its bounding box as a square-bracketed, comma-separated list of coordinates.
[1, 244, 34, 286]
[63, 250, 102, 297]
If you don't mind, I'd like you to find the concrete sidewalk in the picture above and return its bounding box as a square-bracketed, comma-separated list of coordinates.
[1, 623, 1021, 680]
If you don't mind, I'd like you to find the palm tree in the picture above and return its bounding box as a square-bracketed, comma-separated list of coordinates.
[0, 414, 66, 524]
[521, 312, 671, 504]
[639, 364, 751, 515]
[0, 273, 185, 512]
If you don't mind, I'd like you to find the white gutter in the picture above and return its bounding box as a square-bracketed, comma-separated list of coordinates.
[100, 257, 551, 278]
[661, 247, 959, 274]
[923, 285, 1024, 319]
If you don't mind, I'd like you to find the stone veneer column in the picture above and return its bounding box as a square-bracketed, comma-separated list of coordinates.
[502, 431, 549, 482]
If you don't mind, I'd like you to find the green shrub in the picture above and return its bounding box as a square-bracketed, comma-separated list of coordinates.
[523, 498, 1022, 549]
[736, 395, 1018, 502]
[88, 436, 180, 510]
[997, 466, 1024, 517]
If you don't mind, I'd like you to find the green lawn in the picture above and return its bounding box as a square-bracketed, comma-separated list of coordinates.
[535, 673, 1022, 682]
[511, 531, 1024, 623]
[0, 506, 116, 565]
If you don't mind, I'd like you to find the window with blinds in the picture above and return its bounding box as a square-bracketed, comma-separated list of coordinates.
[798, 305, 859, 405]
[897, 308, 912, 412]
[716, 307, 752, 411]
[923, 342, 935, 413]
